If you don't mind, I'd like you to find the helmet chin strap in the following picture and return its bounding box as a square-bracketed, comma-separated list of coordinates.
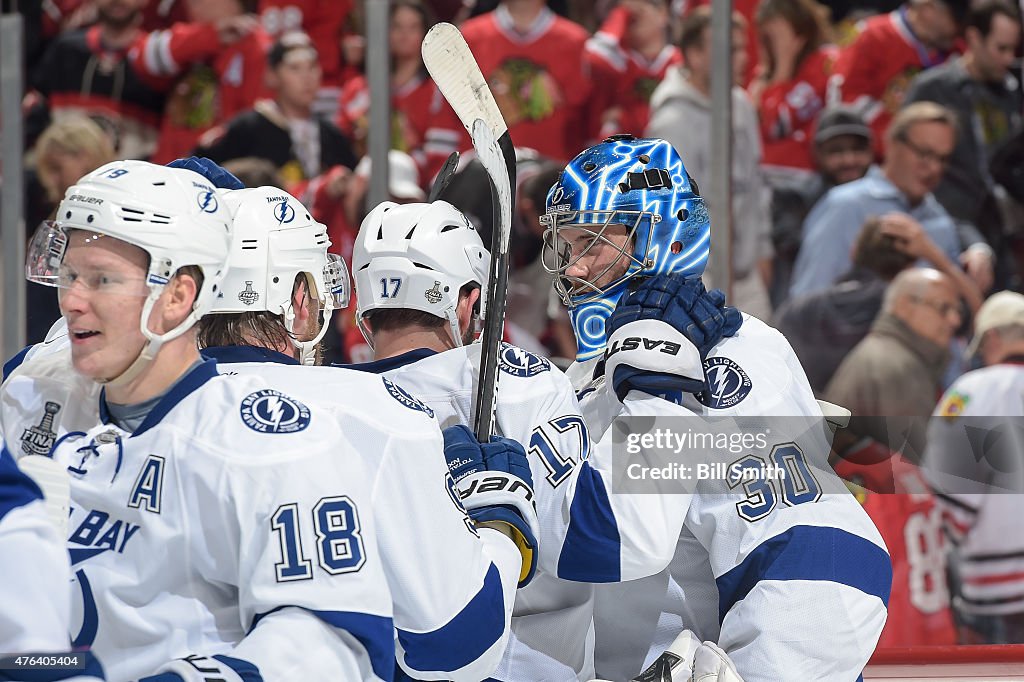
[98, 292, 200, 389]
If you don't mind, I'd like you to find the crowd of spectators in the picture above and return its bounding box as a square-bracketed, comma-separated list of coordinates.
[10, 0, 1024, 650]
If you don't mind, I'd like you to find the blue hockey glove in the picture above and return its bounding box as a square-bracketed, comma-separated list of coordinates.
[604, 274, 742, 401]
[167, 157, 245, 190]
[443, 424, 539, 587]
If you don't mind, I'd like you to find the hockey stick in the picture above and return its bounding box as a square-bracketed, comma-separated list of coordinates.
[427, 151, 460, 202]
[422, 22, 515, 441]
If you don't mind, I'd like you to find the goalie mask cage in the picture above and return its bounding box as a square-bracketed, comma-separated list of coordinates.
[865, 645, 1024, 680]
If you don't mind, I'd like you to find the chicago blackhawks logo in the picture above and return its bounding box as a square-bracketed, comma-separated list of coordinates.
[20, 401, 61, 456]
[238, 281, 260, 306]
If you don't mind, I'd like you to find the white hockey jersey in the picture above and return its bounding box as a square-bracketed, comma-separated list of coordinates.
[0, 450, 72, 654]
[924, 360, 1024, 616]
[30, 360, 396, 682]
[346, 342, 713, 682]
[346, 343, 596, 682]
[203, 345, 521, 682]
[573, 315, 891, 682]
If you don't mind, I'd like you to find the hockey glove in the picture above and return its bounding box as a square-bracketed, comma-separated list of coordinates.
[442, 424, 539, 587]
[167, 157, 245, 190]
[605, 274, 742, 401]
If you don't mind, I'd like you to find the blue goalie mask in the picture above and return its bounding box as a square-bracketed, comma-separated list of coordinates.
[541, 136, 710, 360]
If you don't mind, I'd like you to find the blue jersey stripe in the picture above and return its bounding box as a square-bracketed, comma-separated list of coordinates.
[251, 607, 394, 681]
[0, 446, 44, 523]
[2, 344, 33, 383]
[716, 524, 892, 623]
[557, 461, 621, 583]
[213, 654, 263, 681]
[396, 562, 505, 674]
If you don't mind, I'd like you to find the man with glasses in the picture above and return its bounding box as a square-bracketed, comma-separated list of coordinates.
[791, 102, 990, 300]
[826, 267, 965, 464]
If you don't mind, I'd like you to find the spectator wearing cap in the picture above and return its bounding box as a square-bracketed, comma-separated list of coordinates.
[924, 290, 1024, 643]
[769, 104, 874, 304]
[829, 0, 967, 157]
[791, 102, 990, 300]
[131, 0, 272, 163]
[195, 31, 357, 196]
[904, 0, 1023, 289]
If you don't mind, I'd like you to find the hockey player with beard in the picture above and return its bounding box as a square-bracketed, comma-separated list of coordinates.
[12, 160, 397, 682]
[541, 135, 892, 681]
[193, 182, 537, 682]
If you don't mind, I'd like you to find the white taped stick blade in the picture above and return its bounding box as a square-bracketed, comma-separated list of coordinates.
[18, 455, 71, 538]
[421, 22, 507, 140]
[471, 118, 513, 250]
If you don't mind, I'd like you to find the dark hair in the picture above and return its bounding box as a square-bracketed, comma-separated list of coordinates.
[392, 0, 436, 30]
[852, 217, 915, 280]
[521, 163, 563, 214]
[679, 6, 746, 54]
[221, 158, 286, 190]
[364, 283, 479, 334]
[755, 0, 832, 79]
[966, 0, 1021, 37]
[197, 273, 306, 352]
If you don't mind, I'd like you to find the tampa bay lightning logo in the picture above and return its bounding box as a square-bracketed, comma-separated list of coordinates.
[197, 190, 218, 213]
[382, 378, 434, 418]
[698, 357, 752, 409]
[498, 343, 550, 377]
[240, 390, 311, 433]
[274, 200, 295, 225]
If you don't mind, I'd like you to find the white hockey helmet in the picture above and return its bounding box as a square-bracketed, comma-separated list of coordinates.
[352, 200, 489, 348]
[26, 159, 232, 385]
[214, 186, 350, 364]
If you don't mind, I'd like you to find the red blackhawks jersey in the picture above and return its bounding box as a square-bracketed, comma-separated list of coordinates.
[829, 9, 953, 156]
[258, 0, 354, 88]
[759, 46, 837, 172]
[458, 5, 591, 162]
[336, 72, 436, 183]
[834, 445, 957, 648]
[584, 6, 682, 141]
[131, 22, 271, 163]
[32, 25, 166, 159]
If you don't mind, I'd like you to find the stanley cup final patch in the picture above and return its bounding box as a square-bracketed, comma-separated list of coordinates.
[20, 401, 62, 456]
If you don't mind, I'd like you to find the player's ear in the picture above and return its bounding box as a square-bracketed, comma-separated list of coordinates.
[160, 269, 200, 329]
[456, 287, 481, 335]
[292, 275, 312, 330]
